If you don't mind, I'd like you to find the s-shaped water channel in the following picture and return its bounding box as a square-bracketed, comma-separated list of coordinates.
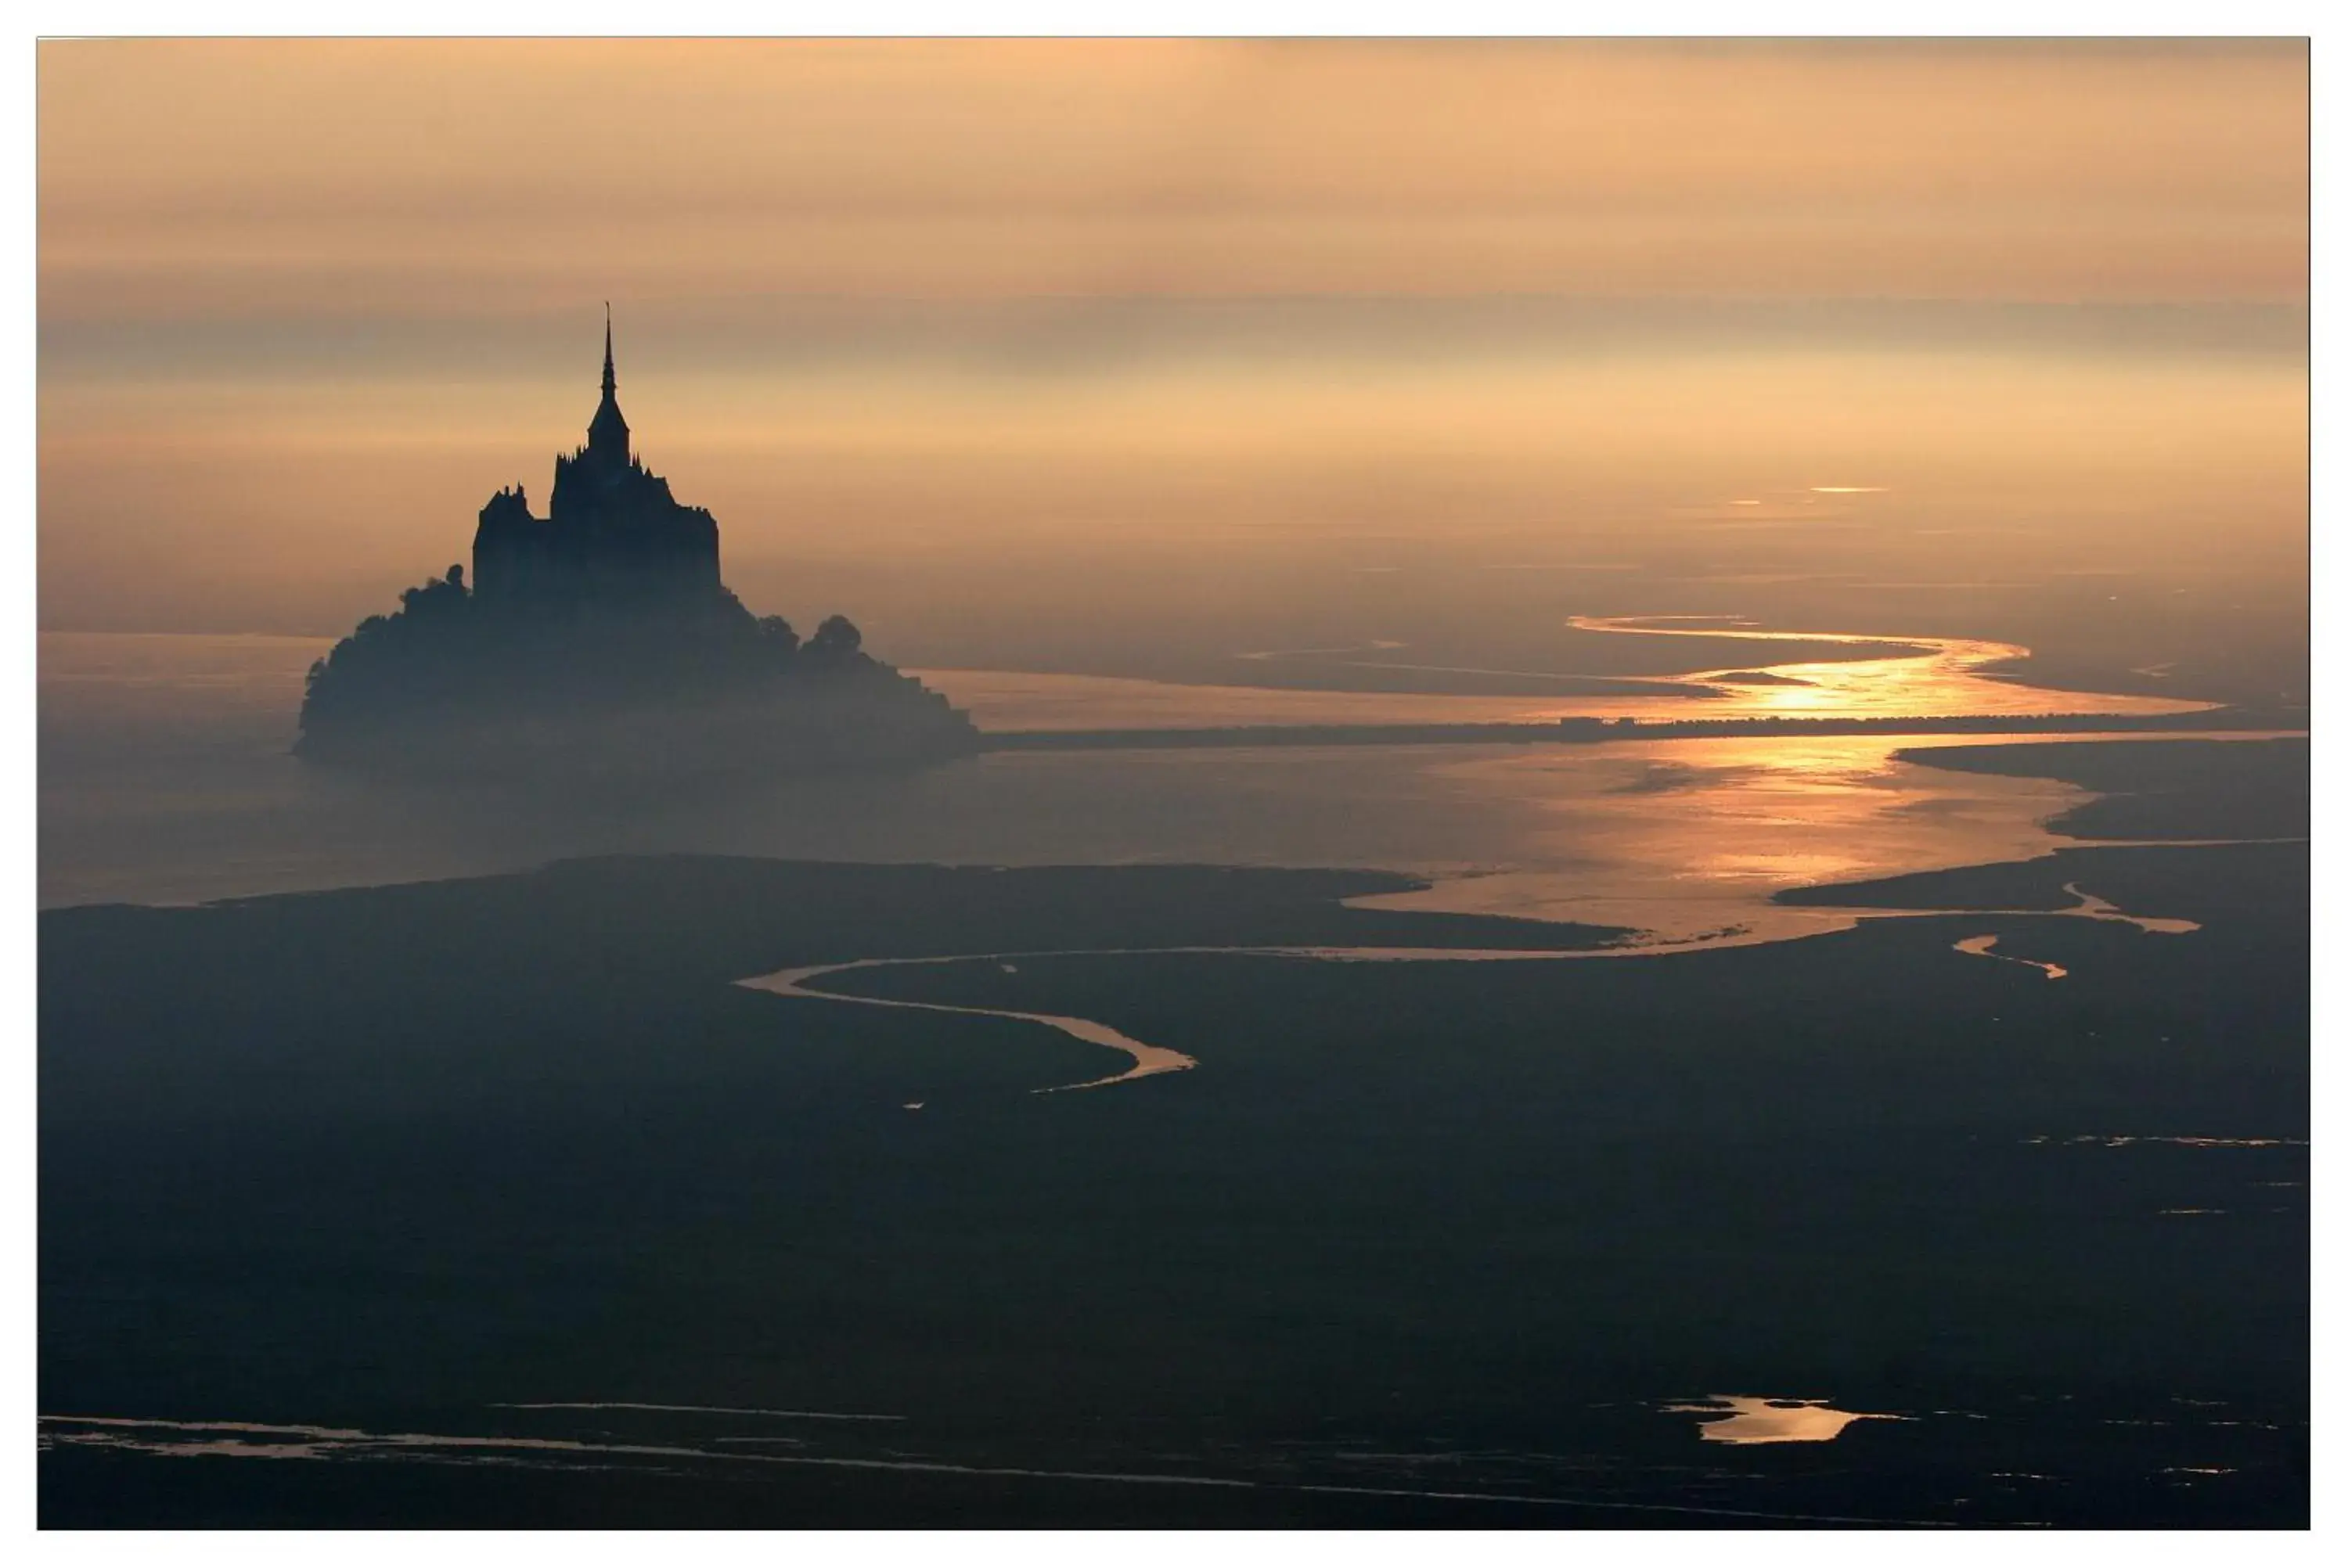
[736, 879, 2204, 1095]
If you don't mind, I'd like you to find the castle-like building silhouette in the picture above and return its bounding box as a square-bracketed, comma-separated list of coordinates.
[295, 311, 975, 775]
[470, 308, 722, 609]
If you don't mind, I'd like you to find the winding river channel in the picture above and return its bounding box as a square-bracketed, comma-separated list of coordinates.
[736, 877, 2210, 1094]
[911, 615, 2214, 732]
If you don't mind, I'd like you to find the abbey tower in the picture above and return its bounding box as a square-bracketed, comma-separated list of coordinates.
[470, 310, 723, 610]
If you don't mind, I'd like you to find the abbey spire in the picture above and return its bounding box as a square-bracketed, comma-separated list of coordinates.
[587, 302, 630, 468]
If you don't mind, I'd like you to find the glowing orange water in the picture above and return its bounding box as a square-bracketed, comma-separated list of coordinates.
[1566, 616, 2207, 721]
[916, 617, 2210, 732]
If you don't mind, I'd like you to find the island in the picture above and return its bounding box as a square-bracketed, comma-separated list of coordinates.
[295, 311, 978, 779]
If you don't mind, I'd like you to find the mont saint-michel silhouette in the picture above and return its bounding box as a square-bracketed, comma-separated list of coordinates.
[297, 311, 975, 778]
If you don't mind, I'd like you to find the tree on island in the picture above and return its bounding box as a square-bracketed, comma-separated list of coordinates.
[803, 614, 863, 667]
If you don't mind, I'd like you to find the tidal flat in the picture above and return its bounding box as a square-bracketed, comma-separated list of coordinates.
[40, 739, 2307, 1527]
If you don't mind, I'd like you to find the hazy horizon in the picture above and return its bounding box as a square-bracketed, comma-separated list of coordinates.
[39, 38, 2307, 707]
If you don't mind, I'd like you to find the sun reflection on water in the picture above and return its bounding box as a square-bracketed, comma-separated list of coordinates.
[1345, 732, 2112, 944]
[1565, 615, 2206, 721]
[922, 616, 2210, 733]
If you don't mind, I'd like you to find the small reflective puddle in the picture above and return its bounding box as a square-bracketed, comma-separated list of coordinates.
[1665, 1395, 1907, 1444]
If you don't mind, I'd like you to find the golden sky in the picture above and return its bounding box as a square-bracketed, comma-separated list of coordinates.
[41, 38, 2307, 315]
[37, 39, 2310, 671]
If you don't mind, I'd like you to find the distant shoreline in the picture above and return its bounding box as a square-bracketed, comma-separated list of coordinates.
[978, 710, 2303, 753]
